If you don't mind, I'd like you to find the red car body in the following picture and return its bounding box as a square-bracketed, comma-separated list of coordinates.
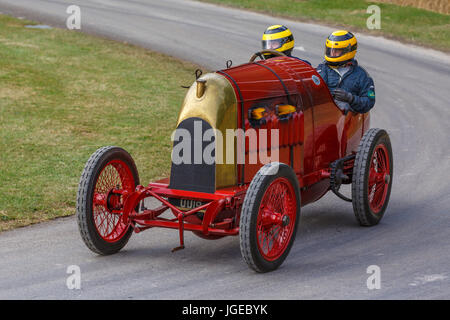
[128, 56, 367, 236]
[77, 52, 392, 272]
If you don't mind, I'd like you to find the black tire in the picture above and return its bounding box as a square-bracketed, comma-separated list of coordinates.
[352, 128, 393, 226]
[76, 146, 139, 255]
[240, 162, 301, 273]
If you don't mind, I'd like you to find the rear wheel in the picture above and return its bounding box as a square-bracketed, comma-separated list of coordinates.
[240, 163, 300, 272]
[76, 146, 139, 255]
[352, 129, 393, 226]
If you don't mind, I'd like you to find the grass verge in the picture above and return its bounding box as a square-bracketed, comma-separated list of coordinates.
[0, 14, 200, 231]
[198, 0, 450, 51]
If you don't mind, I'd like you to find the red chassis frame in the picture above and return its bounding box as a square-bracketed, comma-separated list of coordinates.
[120, 160, 344, 251]
[123, 179, 244, 251]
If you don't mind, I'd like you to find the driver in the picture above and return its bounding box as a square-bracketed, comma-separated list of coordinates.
[262, 25, 311, 65]
[316, 30, 375, 114]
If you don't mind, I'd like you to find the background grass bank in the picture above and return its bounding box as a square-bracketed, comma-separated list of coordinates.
[375, 0, 449, 15]
[199, 0, 450, 51]
[0, 14, 200, 231]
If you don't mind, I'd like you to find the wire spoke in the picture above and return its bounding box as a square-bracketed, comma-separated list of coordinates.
[256, 177, 296, 261]
[92, 160, 134, 242]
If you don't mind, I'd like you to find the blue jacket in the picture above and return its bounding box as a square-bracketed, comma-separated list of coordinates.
[316, 60, 375, 113]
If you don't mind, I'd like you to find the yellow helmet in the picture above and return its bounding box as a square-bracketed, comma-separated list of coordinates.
[262, 25, 294, 57]
[324, 30, 357, 66]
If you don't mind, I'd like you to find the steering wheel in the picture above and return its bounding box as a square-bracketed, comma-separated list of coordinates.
[249, 49, 286, 62]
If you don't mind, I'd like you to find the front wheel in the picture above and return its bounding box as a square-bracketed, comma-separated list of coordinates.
[240, 163, 301, 272]
[352, 128, 393, 226]
[76, 146, 139, 255]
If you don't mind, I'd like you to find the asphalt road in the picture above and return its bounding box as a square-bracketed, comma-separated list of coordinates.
[0, 0, 449, 299]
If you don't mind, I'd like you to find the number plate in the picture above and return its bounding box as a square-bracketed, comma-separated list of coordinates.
[168, 198, 207, 211]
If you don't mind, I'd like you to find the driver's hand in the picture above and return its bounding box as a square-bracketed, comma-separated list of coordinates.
[332, 88, 353, 103]
[334, 100, 350, 115]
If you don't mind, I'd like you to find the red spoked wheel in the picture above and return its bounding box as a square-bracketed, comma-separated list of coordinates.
[92, 160, 135, 242]
[77, 146, 139, 255]
[240, 163, 300, 273]
[256, 177, 297, 261]
[368, 145, 391, 213]
[352, 129, 393, 226]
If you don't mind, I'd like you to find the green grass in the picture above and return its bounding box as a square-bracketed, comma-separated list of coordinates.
[199, 0, 450, 51]
[0, 14, 201, 231]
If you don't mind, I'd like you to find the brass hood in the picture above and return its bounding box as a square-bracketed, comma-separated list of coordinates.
[175, 72, 238, 190]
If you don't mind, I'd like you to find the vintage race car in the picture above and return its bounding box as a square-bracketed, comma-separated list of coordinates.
[76, 50, 393, 272]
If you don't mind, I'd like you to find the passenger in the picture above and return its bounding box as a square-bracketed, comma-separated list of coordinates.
[316, 30, 375, 114]
[261, 25, 311, 65]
